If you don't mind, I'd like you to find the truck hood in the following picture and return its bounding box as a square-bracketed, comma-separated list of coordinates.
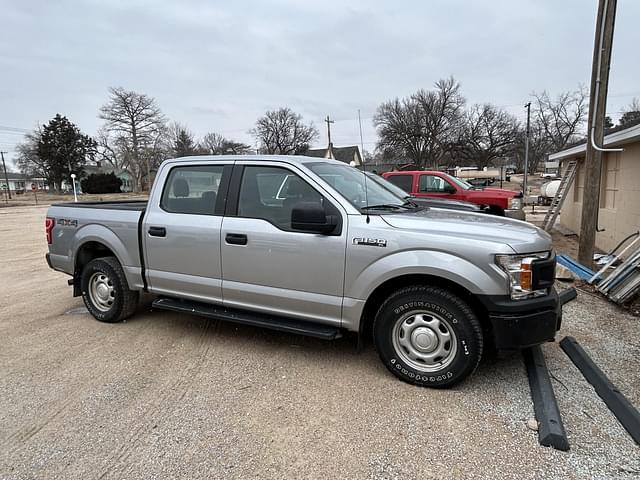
[466, 187, 520, 199]
[381, 209, 551, 253]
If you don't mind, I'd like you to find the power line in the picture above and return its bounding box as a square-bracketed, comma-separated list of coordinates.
[0, 125, 30, 133]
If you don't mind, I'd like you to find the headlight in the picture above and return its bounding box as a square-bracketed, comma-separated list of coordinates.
[508, 197, 523, 210]
[496, 252, 551, 300]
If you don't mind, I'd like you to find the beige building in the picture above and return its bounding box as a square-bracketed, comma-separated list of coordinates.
[548, 122, 640, 252]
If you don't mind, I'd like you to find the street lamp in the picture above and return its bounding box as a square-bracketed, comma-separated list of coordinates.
[70, 173, 78, 202]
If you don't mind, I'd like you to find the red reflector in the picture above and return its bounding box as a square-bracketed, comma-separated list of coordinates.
[45, 217, 55, 244]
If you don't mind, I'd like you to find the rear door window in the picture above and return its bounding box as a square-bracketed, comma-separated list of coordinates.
[386, 174, 413, 193]
[161, 165, 224, 215]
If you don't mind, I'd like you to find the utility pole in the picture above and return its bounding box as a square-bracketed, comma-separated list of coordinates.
[523, 102, 531, 199]
[324, 115, 334, 147]
[578, 0, 618, 268]
[1, 151, 11, 200]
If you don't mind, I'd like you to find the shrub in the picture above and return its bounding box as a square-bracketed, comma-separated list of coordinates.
[81, 172, 122, 194]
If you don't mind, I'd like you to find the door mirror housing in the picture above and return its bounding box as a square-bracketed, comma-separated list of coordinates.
[291, 202, 337, 234]
[444, 184, 457, 194]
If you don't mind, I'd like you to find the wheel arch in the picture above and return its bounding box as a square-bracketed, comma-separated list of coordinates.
[358, 273, 491, 347]
[72, 240, 120, 296]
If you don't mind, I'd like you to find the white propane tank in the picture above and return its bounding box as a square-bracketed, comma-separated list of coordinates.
[540, 179, 561, 198]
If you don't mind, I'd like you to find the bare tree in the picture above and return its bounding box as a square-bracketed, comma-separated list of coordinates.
[16, 128, 44, 178]
[619, 97, 640, 128]
[452, 104, 520, 169]
[532, 87, 588, 151]
[200, 132, 252, 155]
[99, 87, 167, 191]
[374, 77, 465, 168]
[250, 108, 318, 154]
[95, 127, 128, 172]
[504, 87, 588, 175]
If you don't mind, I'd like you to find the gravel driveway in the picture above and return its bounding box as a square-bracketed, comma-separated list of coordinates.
[1, 205, 638, 479]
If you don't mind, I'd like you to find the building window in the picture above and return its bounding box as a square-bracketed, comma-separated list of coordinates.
[600, 153, 619, 210]
[573, 160, 584, 203]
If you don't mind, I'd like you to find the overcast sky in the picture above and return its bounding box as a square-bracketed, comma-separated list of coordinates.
[1, 0, 639, 169]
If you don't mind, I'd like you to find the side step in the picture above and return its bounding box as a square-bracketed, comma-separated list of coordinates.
[152, 297, 342, 340]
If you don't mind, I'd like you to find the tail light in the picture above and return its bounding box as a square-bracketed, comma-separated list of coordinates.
[45, 217, 55, 244]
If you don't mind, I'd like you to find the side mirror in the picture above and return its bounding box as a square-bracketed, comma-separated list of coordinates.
[445, 184, 456, 194]
[291, 202, 337, 234]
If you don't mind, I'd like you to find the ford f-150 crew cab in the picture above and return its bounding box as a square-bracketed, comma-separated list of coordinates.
[45, 155, 575, 388]
[382, 170, 525, 220]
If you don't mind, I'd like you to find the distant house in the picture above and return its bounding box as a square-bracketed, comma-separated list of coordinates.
[303, 144, 363, 166]
[82, 162, 135, 192]
[548, 120, 640, 252]
[1, 172, 48, 194]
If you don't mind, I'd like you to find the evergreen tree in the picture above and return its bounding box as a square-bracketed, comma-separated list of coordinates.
[37, 114, 96, 191]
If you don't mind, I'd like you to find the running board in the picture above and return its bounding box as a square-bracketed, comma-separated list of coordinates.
[152, 297, 342, 340]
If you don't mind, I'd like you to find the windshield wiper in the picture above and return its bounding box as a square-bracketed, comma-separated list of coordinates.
[361, 203, 414, 211]
[403, 197, 420, 208]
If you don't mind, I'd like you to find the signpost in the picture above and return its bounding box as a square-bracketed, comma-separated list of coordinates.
[31, 183, 38, 205]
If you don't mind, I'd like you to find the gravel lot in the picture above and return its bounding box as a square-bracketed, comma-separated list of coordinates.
[1, 205, 638, 479]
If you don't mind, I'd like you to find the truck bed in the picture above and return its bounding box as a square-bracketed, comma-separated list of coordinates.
[46, 201, 147, 289]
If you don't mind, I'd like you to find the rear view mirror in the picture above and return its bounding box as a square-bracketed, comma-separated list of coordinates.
[291, 202, 337, 234]
[445, 184, 456, 194]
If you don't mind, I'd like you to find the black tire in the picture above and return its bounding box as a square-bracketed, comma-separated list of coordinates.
[488, 205, 505, 216]
[373, 285, 483, 388]
[81, 256, 139, 323]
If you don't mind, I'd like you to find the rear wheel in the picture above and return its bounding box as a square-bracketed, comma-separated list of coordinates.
[81, 256, 138, 323]
[373, 285, 483, 388]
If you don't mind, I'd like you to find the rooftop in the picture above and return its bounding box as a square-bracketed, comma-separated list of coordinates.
[549, 120, 640, 161]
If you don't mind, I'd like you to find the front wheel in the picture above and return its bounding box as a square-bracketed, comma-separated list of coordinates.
[373, 285, 483, 388]
[81, 256, 139, 323]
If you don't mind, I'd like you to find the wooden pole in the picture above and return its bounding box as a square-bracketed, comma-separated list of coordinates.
[578, 0, 617, 268]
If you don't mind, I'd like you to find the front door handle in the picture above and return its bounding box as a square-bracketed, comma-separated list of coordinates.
[148, 226, 166, 237]
[225, 233, 247, 245]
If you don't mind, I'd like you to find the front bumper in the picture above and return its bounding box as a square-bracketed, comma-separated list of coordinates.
[478, 287, 577, 350]
[505, 209, 526, 221]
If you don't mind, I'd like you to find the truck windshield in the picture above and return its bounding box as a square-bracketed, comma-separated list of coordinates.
[446, 174, 472, 190]
[307, 163, 408, 211]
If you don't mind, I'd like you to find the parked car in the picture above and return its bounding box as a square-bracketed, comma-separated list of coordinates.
[467, 178, 494, 187]
[382, 170, 525, 220]
[45, 155, 574, 388]
[365, 172, 487, 212]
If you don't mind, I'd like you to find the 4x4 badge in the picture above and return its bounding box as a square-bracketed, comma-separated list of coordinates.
[353, 237, 387, 247]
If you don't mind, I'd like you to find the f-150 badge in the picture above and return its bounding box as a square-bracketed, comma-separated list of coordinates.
[353, 237, 387, 247]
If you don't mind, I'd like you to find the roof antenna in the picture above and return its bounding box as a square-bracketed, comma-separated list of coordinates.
[358, 109, 370, 223]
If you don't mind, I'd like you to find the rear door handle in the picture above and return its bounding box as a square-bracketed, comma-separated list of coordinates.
[148, 226, 166, 237]
[225, 233, 247, 245]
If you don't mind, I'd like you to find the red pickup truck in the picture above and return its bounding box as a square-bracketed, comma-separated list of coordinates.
[382, 170, 525, 220]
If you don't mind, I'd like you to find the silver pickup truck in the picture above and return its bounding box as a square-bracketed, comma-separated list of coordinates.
[46, 155, 575, 388]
